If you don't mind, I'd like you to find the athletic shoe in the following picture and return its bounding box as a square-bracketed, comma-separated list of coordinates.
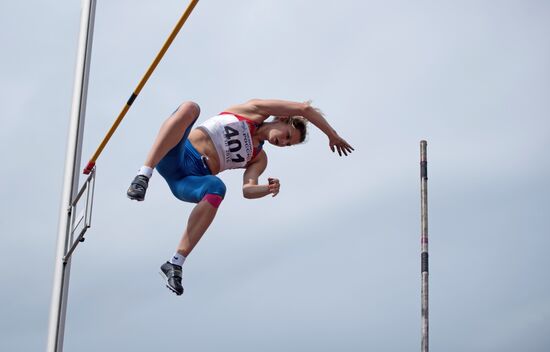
[160, 261, 184, 295]
[127, 175, 149, 201]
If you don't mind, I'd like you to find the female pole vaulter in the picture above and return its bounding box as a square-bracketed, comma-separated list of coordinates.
[127, 99, 354, 295]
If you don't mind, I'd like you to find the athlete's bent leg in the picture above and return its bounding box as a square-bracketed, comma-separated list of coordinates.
[127, 101, 200, 201]
[144, 101, 200, 168]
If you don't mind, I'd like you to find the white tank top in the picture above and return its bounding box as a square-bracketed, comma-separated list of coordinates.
[198, 113, 261, 172]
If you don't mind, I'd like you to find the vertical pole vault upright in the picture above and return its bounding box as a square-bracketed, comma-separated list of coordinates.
[420, 140, 429, 352]
[47, 1, 200, 351]
[47, 1, 96, 351]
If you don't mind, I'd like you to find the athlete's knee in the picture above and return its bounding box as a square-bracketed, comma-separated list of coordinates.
[179, 101, 200, 118]
[170, 101, 200, 126]
[202, 194, 223, 208]
[200, 176, 226, 208]
[166, 101, 200, 136]
[201, 175, 226, 198]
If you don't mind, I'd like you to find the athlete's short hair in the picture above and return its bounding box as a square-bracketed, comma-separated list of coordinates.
[287, 116, 308, 144]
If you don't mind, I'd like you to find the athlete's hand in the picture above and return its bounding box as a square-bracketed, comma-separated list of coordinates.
[268, 177, 280, 197]
[329, 133, 354, 156]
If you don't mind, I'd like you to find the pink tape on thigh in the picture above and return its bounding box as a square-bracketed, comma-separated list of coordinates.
[202, 194, 223, 208]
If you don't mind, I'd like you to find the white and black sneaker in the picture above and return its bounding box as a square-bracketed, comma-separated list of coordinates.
[127, 175, 149, 201]
[160, 262, 184, 296]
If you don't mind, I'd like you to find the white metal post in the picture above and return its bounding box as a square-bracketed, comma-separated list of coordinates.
[47, 1, 96, 351]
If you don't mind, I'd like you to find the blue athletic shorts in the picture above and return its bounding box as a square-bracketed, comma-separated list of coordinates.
[156, 118, 226, 203]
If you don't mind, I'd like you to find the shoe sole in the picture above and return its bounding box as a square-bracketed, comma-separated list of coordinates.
[127, 194, 144, 202]
[158, 271, 183, 296]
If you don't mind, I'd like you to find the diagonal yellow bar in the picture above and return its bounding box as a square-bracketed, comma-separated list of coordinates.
[83, 0, 200, 174]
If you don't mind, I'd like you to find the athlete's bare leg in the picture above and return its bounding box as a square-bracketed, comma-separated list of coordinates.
[176, 200, 218, 257]
[160, 200, 217, 295]
[144, 101, 200, 168]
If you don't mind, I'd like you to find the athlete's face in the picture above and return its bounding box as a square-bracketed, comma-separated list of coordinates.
[267, 121, 302, 147]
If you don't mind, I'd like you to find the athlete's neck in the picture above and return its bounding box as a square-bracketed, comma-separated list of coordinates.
[254, 123, 270, 143]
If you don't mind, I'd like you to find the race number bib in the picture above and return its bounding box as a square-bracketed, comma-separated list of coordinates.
[220, 120, 253, 169]
[199, 113, 256, 171]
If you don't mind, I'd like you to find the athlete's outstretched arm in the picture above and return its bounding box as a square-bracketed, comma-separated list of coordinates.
[226, 99, 305, 122]
[242, 151, 280, 199]
[230, 99, 354, 156]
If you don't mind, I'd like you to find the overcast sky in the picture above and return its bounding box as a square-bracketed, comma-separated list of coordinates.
[1, 0, 550, 351]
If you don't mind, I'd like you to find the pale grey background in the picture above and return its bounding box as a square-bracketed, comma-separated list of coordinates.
[1, 0, 549, 351]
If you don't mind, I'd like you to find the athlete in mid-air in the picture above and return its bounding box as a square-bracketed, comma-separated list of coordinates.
[127, 99, 354, 295]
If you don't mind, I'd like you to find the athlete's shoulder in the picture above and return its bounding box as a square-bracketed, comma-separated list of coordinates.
[249, 148, 267, 163]
[245, 149, 267, 169]
[224, 99, 268, 122]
